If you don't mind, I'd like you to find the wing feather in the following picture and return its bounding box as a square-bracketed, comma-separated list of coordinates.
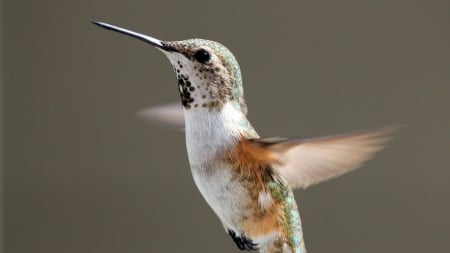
[249, 126, 399, 189]
[135, 102, 185, 130]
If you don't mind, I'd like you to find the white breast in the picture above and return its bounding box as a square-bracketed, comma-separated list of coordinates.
[183, 103, 254, 230]
[183, 102, 252, 166]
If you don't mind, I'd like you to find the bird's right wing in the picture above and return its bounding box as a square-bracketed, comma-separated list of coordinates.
[248, 127, 399, 189]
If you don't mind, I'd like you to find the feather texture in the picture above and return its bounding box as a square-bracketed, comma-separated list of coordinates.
[248, 126, 399, 189]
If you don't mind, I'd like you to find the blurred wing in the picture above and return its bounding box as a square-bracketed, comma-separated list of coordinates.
[135, 102, 185, 130]
[249, 127, 398, 189]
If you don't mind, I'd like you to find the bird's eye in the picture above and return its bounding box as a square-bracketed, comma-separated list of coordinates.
[194, 49, 211, 64]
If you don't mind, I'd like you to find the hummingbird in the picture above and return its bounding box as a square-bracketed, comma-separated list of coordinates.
[93, 21, 396, 253]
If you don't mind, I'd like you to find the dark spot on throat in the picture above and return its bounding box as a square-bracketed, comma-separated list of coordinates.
[177, 74, 195, 108]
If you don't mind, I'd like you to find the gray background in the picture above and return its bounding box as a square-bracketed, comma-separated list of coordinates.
[3, 0, 450, 252]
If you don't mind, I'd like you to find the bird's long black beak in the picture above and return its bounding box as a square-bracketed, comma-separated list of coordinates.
[92, 21, 176, 52]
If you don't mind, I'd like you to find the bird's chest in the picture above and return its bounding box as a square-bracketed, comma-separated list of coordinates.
[183, 104, 260, 230]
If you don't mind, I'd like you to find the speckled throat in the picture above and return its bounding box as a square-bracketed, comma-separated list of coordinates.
[162, 39, 248, 114]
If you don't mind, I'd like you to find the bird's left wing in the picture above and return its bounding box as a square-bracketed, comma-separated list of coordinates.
[247, 127, 398, 189]
[136, 102, 185, 130]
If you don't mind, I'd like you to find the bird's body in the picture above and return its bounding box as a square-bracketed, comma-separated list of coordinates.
[93, 21, 396, 253]
[184, 102, 304, 252]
